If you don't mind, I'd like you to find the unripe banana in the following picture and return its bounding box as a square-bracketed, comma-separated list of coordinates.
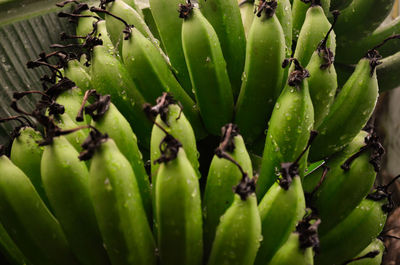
[90, 28, 152, 147]
[64, 58, 92, 93]
[78, 91, 152, 223]
[254, 163, 306, 265]
[257, 59, 313, 199]
[149, 0, 192, 93]
[377, 51, 400, 93]
[335, 0, 395, 43]
[155, 136, 203, 265]
[82, 131, 156, 265]
[235, 0, 285, 143]
[315, 198, 388, 265]
[41, 136, 111, 265]
[330, 0, 352, 10]
[0, 155, 80, 265]
[292, 0, 331, 41]
[207, 178, 260, 265]
[10, 127, 49, 207]
[306, 130, 382, 234]
[345, 238, 385, 265]
[121, 27, 207, 138]
[240, 0, 255, 38]
[203, 124, 253, 258]
[181, 5, 234, 135]
[293, 2, 335, 68]
[309, 53, 379, 161]
[268, 217, 320, 265]
[199, 0, 246, 97]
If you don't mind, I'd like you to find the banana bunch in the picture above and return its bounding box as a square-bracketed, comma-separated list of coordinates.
[0, 0, 400, 264]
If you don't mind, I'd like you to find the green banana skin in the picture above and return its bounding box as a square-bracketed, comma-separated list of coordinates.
[235, 6, 285, 144]
[203, 134, 253, 258]
[64, 59, 92, 93]
[56, 87, 87, 125]
[91, 43, 152, 148]
[0, 222, 29, 265]
[255, 0, 293, 57]
[121, 28, 207, 138]
[377, 51, 400, 93]
[142, 7, 163, 47]
[254, 176, 306, 265]
[309, 57, 379, 162]
[54, 112, 89, 151]
[10, 127, 50, 208]
[293, 3, 336, 68]
[181, 7, 234, 135]
[349, 238, 384, 265]
[335, 0, 395, 44]
[92, 102, 152, 224]
[41, 136, 111, 265]
[76, 10, 98, 42]
[104, 0, 162, 55]
[315, 198, 388, 265]
[240, 1, 255, 38]
[268, 233, 314, 265]
[95, 19, 116, 55]
[336, 17, 400, 64]
[155, 148, 203, 265]
[330, 0, 353, 10]
[149, 0, 192, 95]
[292, 0, 331, 41]
[150, 104, 200, 183]
[206, 194, 261, 265]
[0, 155, 80, 265]
[120, 0, 143, 17]
[89, 139, 156, 265]
[256, 67, 314, 200]
[303, 130, 367, 193]
[306, 131, 377, 234]
[306, 49, 338, 128]
[199, 0, 246, 98]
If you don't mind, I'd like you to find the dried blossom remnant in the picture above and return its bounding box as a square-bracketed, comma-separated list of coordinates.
[154, 134, 183, 164]
[296, 216, 321, 252]
[317, 10, 340, 69]
[255, 0, 278, 18]
[143, 93, 180, 126]
[367, 175, 400, 214]
[79, 129, 109, 161]
[178, 0, 194, 19]
[216, 123, 240, 154]
[233, 173, 256, 200]
[282, 58, 310, 88]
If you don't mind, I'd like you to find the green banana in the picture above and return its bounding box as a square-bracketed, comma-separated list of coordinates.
[9, 126, 49, 207]
[293, 1, 335, 68]
[41, 135, 111, 265]
[154, 133, 203, 265]
[0, 154, 80, 265]
[235, 0, 286, 143]
[276, 0, 293, 57]
[306, 12, 338, 128]
[81, 130, 156, 265]
[121, 27, 207, 138]
[149, 0, 192, 93]
[257, 59, 314, 199]
[77, 90, 152, 222]
[254, 160, 307, 265]
[309, 50, 380, 162]
[199, 0, 246, 97]
[268, 217, 320, 265]
[306, 130, 382, 234]
[345, 238, 384, 265]
[64, 58, 92, 93]
[292, 0, 331, 41]
[207, 173, 260, 265]
[334, 0, 395, 43]
[315, 198, 388, 265]
[181, 5, 234, 135]
[336, 18, 400, 64]
[146, 93, 200, 183]
[90, 24, 153, 147]
[203, 124, 253, 258]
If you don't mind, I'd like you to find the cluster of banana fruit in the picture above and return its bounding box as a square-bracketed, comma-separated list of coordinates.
[0, 0, 400, 264]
